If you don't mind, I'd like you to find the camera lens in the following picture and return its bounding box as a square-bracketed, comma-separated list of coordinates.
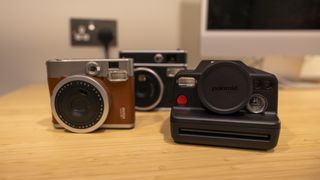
[154, 54, 164, 63]
[198, 61, 252, 114]
[134, 68, 164, 111]
[52, 75, 110, 133]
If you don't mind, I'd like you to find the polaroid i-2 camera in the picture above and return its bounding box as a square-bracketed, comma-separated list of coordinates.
[170, 60, 281, 150]
[46, 59, 135, 133]
[120, 50, 187, 111]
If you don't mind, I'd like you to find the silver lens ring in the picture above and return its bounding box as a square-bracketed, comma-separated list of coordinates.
[51, 75, 110, 133]
[134, 67, 164, 111]
[246, 94, 268, 114]
[86, 61, 101, 76]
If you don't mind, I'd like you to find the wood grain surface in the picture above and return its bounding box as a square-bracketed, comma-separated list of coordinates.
[0, 84, 319, 180]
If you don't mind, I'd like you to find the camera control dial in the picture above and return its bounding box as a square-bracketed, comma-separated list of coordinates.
[246, 94, 268, 114]
[86, 61, 101, 76]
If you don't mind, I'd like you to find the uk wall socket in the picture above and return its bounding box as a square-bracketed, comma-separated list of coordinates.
[70, 18, 117, 46]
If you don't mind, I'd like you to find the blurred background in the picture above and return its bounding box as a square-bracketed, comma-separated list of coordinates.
[0, 0, 319, 95]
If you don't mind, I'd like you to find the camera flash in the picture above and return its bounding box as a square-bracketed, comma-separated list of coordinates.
[108, 70, 128, 82]
[177, 77, 196, 87]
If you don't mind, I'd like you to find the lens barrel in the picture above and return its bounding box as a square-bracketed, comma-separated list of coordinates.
[134, 68, 164, 111]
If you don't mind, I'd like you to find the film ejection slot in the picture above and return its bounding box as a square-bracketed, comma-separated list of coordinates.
[179, 128, 271, 141]
[108, 70, 128, 82]
[177, 77, 196, 88]
[167, 68, 185, 78]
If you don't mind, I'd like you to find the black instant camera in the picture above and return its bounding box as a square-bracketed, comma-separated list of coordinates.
[120, 50, 187, 111]
[170, 60, 281, 150]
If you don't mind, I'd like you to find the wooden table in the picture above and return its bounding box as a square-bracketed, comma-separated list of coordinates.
[0, 84, 319, 179]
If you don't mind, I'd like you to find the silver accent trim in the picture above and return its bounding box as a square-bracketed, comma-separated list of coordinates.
[246, 94, 268, 114]
[134, 63, 187, 67]
[134, 67, 164, 111]
[101, 123, 134, 128]
[154, 53, 164, 63]
[51, 75, 110, 133]
[177, 77, 197, 88]
[47, 58, 130, 63]
[46, 58, 134, 78]
[86, 61, 101, 76]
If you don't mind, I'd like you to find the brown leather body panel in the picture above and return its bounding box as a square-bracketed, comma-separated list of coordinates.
[47, 76, 135, 127]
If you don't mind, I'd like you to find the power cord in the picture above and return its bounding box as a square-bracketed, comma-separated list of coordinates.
[98, 28, 114, 59]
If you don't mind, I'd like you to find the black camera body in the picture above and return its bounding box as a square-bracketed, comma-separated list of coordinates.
[170, 60, 280, 150]
[120, 50, 187, 111]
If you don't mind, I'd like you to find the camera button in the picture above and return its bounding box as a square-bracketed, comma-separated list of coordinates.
[86, 62, 101, 76]
[177, 95, 188, 106]
[246, 94, 268, 114]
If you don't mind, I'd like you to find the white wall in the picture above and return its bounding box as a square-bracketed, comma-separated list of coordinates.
[0, 0, 202, 95]
[1, 0, 311, 95]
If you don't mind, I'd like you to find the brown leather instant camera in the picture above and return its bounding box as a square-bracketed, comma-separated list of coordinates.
[46, 59, 135, 133]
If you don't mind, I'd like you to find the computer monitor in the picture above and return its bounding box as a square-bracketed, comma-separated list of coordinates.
[201, 0, 320, 57]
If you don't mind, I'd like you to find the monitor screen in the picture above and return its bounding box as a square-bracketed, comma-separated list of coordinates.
[207, 0, 320, 30]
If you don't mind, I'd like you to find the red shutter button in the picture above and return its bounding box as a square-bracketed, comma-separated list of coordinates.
[177, 95, 188, 106]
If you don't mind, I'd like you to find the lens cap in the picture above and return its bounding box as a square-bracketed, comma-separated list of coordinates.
[198, 61, 252, 114]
